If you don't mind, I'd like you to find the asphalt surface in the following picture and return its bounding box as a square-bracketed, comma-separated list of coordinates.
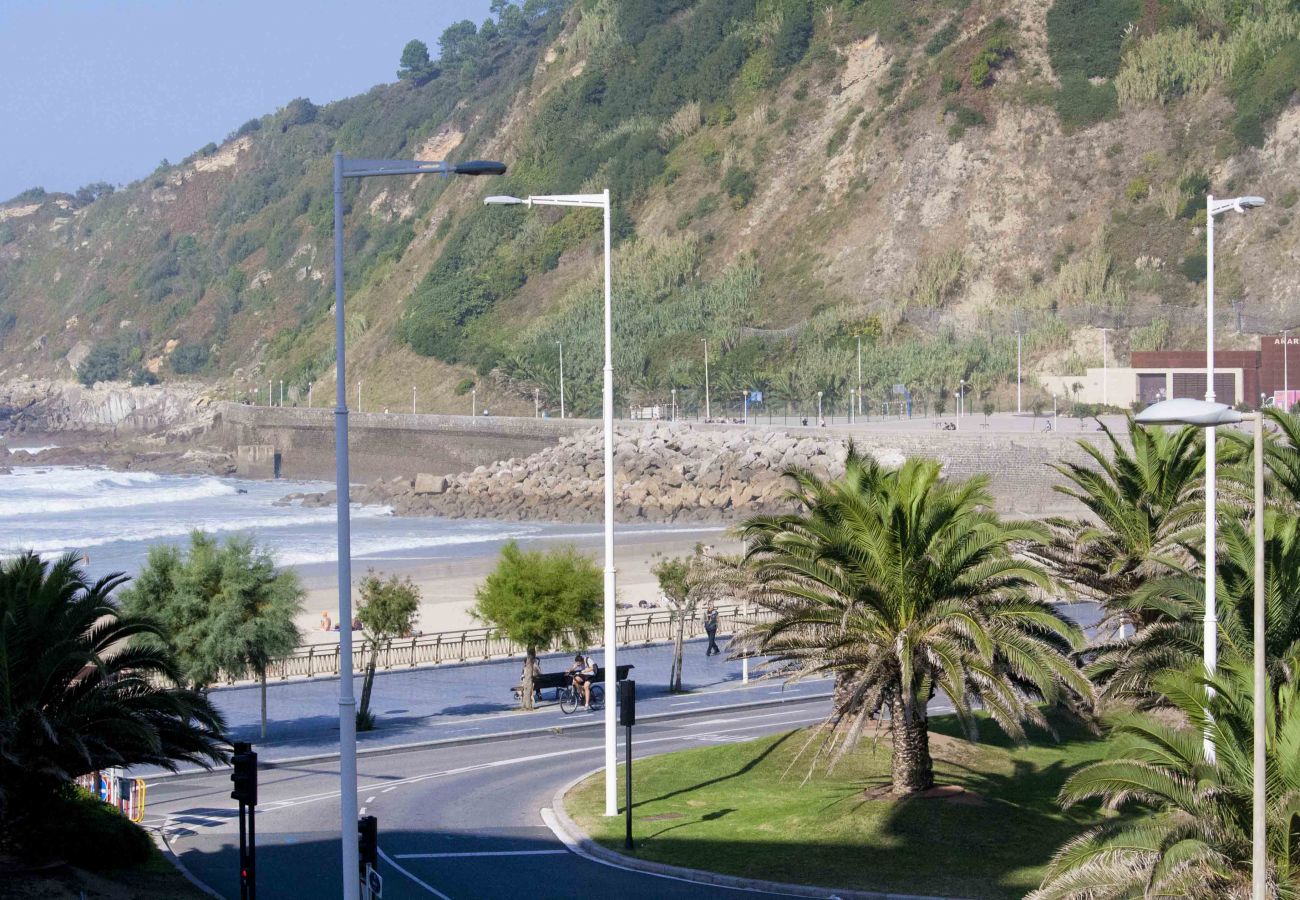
[147, 696, 836, 900]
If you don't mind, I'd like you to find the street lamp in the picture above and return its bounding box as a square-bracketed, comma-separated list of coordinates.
[556, 339, 565, 419]
[856, 335, 862, 416]
[816, 390, 823, 422]
[485, 190, 621, 818]
[1135, 397, 1266, 900]
[701, 338, 710, 420]
[472, 387, 477, 417]
[1203, 193, 1266, 757]
[412, 385, 416, 415]
[333, 152, 504, 900]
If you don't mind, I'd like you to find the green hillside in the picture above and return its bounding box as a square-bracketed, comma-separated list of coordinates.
[2, 0, 1298, 416]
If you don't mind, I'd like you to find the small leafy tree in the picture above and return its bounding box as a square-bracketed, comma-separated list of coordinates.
[652, 553, 693, 692]
[982, 400, 994, 421]
[119, 532, 303, 737]
[472, 542, 601, 709]
[355, 572, 421, 731]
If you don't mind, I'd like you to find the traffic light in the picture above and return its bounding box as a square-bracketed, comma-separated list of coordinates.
[619, 679, 636, 727]
[230, 742, 258, 806]
[358, 815, 378, 876]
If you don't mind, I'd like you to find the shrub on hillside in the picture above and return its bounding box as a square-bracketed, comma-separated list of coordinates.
[1179, 251, 1208, 283]
[722, 166, 757, 208]
[1046, 0, 1140, 81]
[170, 343, 209, 375]
[1055, 75, 1118, 131]
[78, 342, 126, 386]
[1229, 37, 1300, 147]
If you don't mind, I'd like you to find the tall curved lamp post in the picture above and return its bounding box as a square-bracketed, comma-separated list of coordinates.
[485, 191, 619, 817]
[333, 154, 505, 899]
[1202, 194, 1265, 764]
[1136, 397, 1266, 900]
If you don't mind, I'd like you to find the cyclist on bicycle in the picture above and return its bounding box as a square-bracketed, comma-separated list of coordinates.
[567, 653, 598, 709]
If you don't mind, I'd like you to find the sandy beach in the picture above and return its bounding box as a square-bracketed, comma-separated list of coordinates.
[293, 525, 738, 644]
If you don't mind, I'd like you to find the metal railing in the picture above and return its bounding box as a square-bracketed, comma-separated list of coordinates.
[229, 604, 758, 686]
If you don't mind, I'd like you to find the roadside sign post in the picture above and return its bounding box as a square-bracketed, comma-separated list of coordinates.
[619, 680, 636, 850]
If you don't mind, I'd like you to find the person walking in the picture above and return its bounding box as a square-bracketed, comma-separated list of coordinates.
[704, 602, 721, 656]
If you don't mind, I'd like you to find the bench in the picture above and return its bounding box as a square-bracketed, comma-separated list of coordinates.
[511, 663, 635, 703]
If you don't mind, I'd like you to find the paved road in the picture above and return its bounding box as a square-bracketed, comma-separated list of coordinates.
[148, 697, 836, 899]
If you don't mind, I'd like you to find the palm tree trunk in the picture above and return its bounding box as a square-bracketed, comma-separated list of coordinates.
[522, 646, 536, 710]
[889, 694, 934, 795]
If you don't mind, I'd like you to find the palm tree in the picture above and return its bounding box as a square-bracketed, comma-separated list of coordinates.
[1031, 660, 1300, 899]
[1095, 513, 1300, 702]
[736, 449, 1091, 795]
[1026, 419, 1204, 637]
[0, 552, 227, 846]
[1263, 407, 1300, 507]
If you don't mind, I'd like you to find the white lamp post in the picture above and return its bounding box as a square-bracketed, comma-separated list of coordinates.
[1203, 194, 1266, 763]
[472, 387, 477, 417]
[556, 339, 565, 419]
[702, 338, 710, 420]
[1017, 327, 1023, 415]
[816, 391, 823, 422]
[1101, 328, 1109, 407]
[486, 191, 620, 818]
[356, 380, 362, 414]
[856, 335, 862, 416]
[671, 387, 677, 422]
[1136, 397, 1267, 900]
[534, 387, 540, 418]
[411, 385, 416, 415]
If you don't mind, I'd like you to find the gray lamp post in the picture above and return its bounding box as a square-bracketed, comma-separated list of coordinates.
[484, 191, 620, 818]
[1136, 397, 1266, 900]
[333, 153, 504, 900]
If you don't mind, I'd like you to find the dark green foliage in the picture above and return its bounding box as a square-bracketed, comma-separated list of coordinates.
[25, 786, 153, 869]
[78, 341, 127, 385]
[1046, 0, 1140, 81]
[278, 97, 318, 129]
[74, 182, 114, 206]
[945, 102, 986, 139]
[772, 0, 814, 69]
[234, 117, 262, 138]
[1046, 0, 1135, 129]
[1177, 171, 1210, 218]
[1228, 38, 1300, 148]
[939, 72, 961, 95]
[0, 552, 227, 854]
[170, 343, 209, 375]
[1179, 250, 1207, 283]
[398, 39, 438, 84]
[12, 186, 46, 203]
[472, 541, 603, 652]
[1054, 76, 1119, 131]
[722, 165, 757, 207]
[130, 369, 159, 387]
[969, 25, 1014, 88]
[455, 377, 476, 396]
[924, 21, 959, 57]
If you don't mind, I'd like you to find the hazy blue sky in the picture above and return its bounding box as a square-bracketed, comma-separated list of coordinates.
[0, 0, 492, 201]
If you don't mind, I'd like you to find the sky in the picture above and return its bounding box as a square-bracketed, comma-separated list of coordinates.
[0, 0, 493, 201]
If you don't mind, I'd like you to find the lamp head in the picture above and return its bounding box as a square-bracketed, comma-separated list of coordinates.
[1134, 398, 1243, 427]
[454, 160, 507, 176]
[1235, 196, 1266, 212]
[484, 195, 524, 206]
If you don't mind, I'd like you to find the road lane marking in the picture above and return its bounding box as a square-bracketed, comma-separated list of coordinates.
[366, 795, 376, 803]
[159, 712, 827, 817]
[379, 847, 453, 900]
[395, 850, 567, 859]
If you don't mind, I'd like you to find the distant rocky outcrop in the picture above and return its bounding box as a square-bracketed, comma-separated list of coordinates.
[0, 379, 216, 440]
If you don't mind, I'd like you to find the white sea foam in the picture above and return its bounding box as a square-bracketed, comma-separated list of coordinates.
[0, 477, 238, 516]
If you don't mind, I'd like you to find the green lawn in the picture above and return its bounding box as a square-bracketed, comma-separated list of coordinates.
[569, 714, 1117, 900]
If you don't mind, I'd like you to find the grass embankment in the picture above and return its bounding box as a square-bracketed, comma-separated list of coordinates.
[3, 843, 210, 899]
[569, 714, 1115, 900]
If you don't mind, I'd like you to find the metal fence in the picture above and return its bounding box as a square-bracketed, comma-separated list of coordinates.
[231, 604, 758, 685]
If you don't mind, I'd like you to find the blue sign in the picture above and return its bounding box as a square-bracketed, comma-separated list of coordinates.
[751, 391, 763, 403]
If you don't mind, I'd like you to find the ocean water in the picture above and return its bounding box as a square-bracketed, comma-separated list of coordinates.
[0, 465, 593, 581]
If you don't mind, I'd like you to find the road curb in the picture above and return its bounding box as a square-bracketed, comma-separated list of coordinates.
[141, 689, 831, 784]
[151, 828, 224, 899]
[546, 768, 966, 900]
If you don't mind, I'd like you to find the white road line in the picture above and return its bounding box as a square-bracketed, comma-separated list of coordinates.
[395, 850, 567, 859]
[378, 847, 453, 900]
[163, 713, 824, 818]
[670, 700, 702, 706]
[366, 795, 376, 803]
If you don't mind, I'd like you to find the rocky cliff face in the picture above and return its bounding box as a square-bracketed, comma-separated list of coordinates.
[0, 379, 217, 440]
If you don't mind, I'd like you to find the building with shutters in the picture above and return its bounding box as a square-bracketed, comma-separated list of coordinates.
[1041, 336, 1299, 410]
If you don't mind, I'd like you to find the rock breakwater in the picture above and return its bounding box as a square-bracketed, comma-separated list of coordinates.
[292, 424, 870, 524]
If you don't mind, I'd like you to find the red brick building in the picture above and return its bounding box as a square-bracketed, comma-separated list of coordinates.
[1130, 336, 1299, 407]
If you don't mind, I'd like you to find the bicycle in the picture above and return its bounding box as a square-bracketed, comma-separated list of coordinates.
[559, 679, 604, 714]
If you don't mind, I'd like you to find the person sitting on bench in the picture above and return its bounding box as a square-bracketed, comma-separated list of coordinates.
[520, 656, 543, 701]
[567, 653, 598, 709]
